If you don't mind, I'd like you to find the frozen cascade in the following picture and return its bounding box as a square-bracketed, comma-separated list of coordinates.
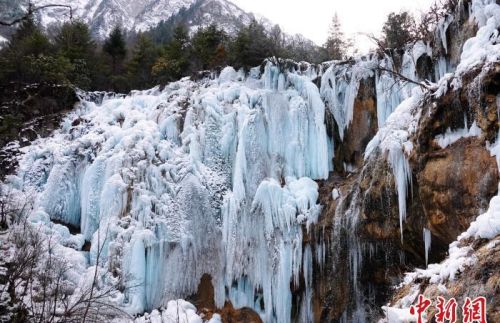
[437, 14, 454, 54]
[375, 56, 403, 127]
[423, 228, 432, 267]
[5, 63, 330, 322]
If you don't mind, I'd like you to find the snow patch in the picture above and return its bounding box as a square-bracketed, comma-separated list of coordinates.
[435, 119, 481, 148]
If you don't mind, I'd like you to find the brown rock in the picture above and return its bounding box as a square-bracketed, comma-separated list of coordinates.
[418, 139, 499, 243]
[332, 77, 378, 172]
[387, 237, 500, 323]
[218, 302, 263, 323]
[189, 274, 262, 323]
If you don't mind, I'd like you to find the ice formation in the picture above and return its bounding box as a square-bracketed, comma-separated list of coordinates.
[10, 48, 427, 320]
[320, 58, 375, 140]
[423, 228, 431, 267]
[380, 193, 500, 323]
[365, 89, 424, 241]
[4, 63, 330, 322]
[432, 0, 500, 94]
[401, 193, 500, 288]
[435, 118, 481, 148]
[332, 188, 340, 200]
[1, 40, 454, 323]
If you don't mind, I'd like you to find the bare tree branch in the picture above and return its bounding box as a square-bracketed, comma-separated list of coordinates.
[361, 32, 387, 54]
[0, 2, 73, 27]
[377, 66, 430, 90]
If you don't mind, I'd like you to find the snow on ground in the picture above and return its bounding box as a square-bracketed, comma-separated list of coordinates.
[379, 192, 500, 323]
[132, 300, 203, 323]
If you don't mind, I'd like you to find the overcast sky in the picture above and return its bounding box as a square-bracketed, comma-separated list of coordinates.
[231, 0, 436, 53]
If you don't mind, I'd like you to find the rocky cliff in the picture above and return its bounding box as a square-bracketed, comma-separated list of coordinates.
[310, 0, 500, 321]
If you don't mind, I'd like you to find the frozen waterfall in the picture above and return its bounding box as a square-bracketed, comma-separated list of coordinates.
[3, 46, 439, 321]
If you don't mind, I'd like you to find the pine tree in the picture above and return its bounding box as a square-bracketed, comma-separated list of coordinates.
[55, 21, 94, 61]
[191, 24, 226, 70]
[152, 25, 190, 84]
[8, 17, 52, 58]
[127, 33, 159, 89]
[54, 21, 95, 89]
[166, 25, 190, 61]
[230, 19, 273, 69]
[103, 26, 127, 74]
[324, 13, 349, 60]
[382, 12, 415, 49]
[0, 18, 59, 85]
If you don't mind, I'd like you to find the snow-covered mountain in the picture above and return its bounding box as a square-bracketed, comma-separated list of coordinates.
[174, 0, 274, 35]
[2, 0, 273, 40]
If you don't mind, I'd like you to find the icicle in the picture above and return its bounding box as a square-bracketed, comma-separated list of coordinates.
[388, 148, 412, 242]
[423, 228, 432, 267]
[299, 245, 313, 323]
[375, 56, 402, 127]
[437, 15, 454, 54]
[365, 89, 424, 242]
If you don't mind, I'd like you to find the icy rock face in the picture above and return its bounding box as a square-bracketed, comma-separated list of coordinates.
[2, 42, 465, 323]
[5, 63, 328, 321]
[317, 2, 500, 321]
[364, 88, 424, 241]
[2, 2, 497, 322]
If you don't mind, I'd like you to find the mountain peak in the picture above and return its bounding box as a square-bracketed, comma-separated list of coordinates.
[23, 0, 272, 40]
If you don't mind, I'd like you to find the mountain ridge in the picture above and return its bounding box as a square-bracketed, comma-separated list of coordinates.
[0, 0, 275, 40]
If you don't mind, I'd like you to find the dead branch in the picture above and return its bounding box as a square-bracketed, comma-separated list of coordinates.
[0, 2, 73, 27]
[361, 32, 387, 54]
[377, 66, 430, 90]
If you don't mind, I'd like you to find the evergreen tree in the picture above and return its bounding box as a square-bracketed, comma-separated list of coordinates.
[103, 26, 127, 74]
[165, 25, 190, 64]
[54, 21, 95, 89]
[127, 33, 159, 89]
[324, 13, 350, 60]
[0, 18, 59, 85]
[9, 17, 51, 57]
[152, 25, 190, 83]
[230, 19, 273, 69]
[191, 24, 226, 70]
[55, 21, 94, 61]
[382, 11, 416, 49]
